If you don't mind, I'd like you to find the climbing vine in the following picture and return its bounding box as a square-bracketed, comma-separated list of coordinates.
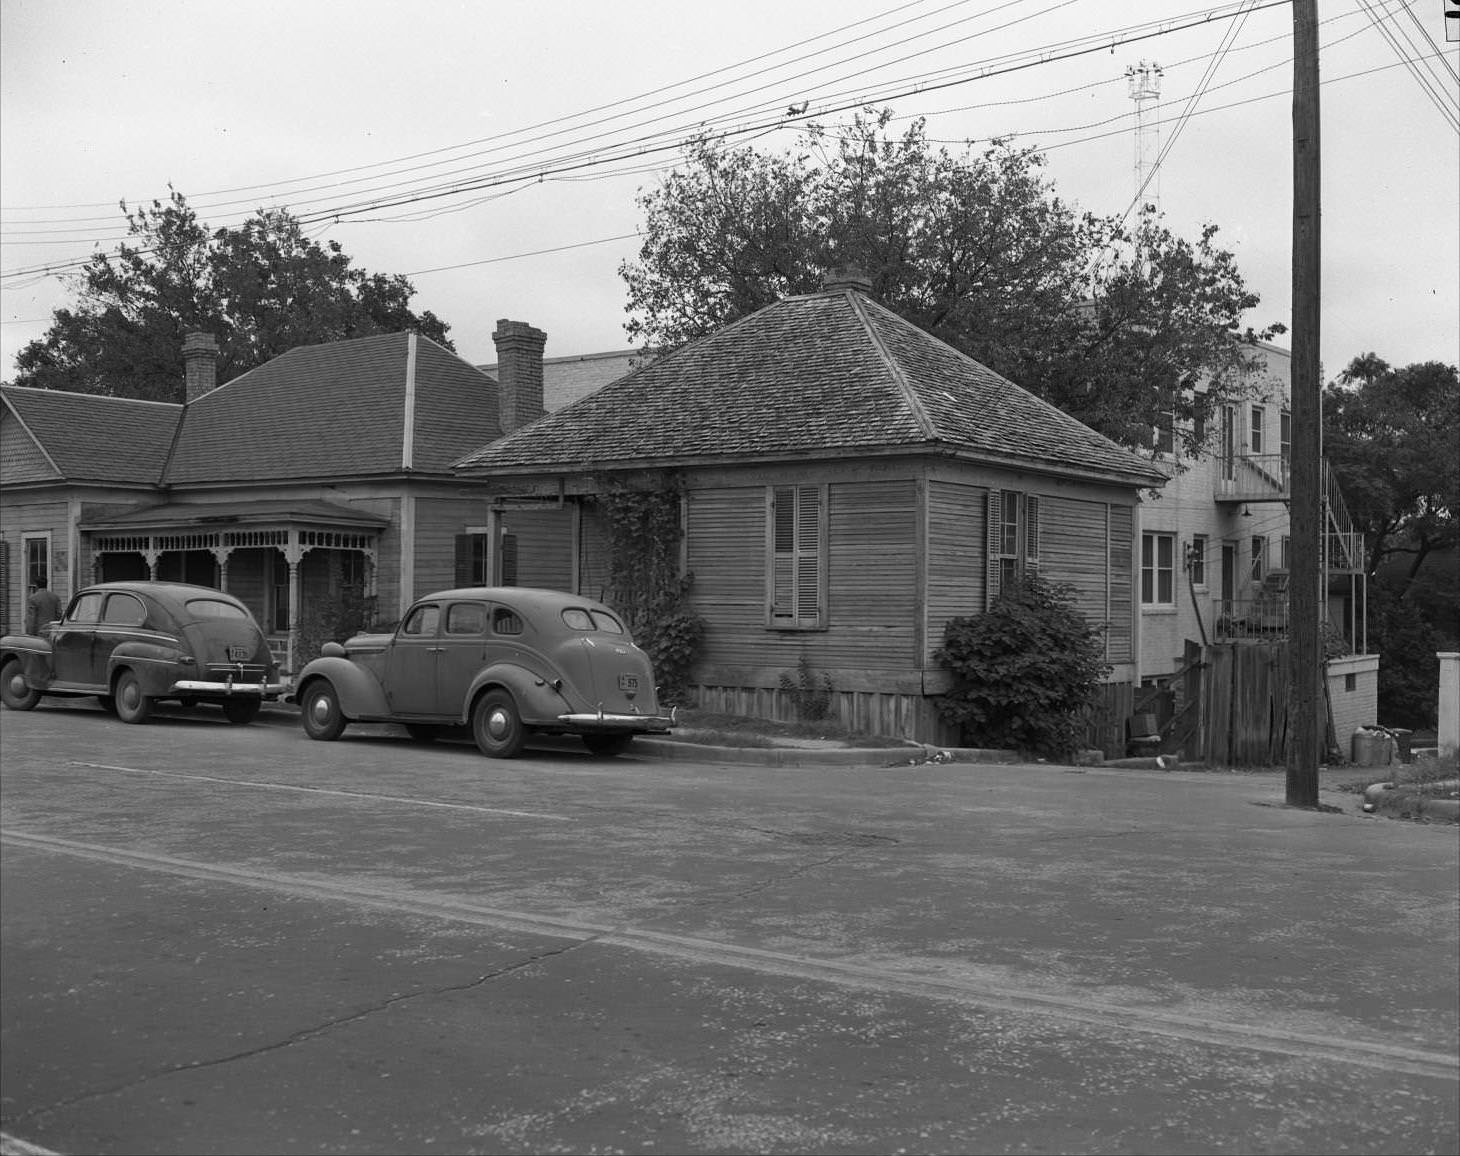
[589, 475, 705, 705]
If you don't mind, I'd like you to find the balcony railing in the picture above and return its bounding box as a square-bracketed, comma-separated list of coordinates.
[1215, 452, 1289, 502]
[1214, 597, 1289, 641]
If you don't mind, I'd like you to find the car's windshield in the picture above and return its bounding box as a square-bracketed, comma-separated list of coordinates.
[560, 607, 625, 634]
[186, 598, 248, 620]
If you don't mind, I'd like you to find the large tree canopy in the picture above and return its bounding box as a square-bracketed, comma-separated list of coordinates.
[13, 189, 452, 402]
[1323, 354, 1459, 587]
[1323, 354, 1459, 728]
[621, 111, 1283, 453]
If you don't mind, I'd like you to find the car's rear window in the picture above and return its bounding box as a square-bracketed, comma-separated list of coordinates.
[186, 598, 248, 620]
[560, 607, 625, 634]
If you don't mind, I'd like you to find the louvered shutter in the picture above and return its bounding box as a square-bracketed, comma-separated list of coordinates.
[985, 490, 1002, 611]
[795, 485, 822, 621]
[771, 487, 795, 620]
[499, 533, 518, 586]
[453, 534, 472, 588]
[1025, 495, 1041, 577]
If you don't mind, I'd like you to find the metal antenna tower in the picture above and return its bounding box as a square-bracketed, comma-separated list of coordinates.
[1126, 60, 1164, 215]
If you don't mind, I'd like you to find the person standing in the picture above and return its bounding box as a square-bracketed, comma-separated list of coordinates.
[25, 576, 62, 634]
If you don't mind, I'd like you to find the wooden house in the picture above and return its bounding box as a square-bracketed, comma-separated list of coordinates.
[1, 323, 555, 671]
[453, 271, 1168, 746]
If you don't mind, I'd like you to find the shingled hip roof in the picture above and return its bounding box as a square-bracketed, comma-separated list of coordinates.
[453, 288, 1165, 487]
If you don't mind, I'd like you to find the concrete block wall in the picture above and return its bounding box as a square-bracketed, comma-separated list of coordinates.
[1326, 653, 1380, 756]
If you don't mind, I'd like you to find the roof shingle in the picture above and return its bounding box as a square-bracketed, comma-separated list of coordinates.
[454, 288, 1163, 485]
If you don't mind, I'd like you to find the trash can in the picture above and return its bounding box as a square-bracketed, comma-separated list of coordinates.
[1390, 728, 1413, 763]
[1351, 727, 1395, 767]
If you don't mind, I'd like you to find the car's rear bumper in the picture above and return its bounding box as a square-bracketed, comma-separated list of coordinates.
[557, 711, 675, 731]
[173, 678, 289, 697]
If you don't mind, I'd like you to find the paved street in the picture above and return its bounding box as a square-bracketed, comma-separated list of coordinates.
[2, 700, 1457, 1155]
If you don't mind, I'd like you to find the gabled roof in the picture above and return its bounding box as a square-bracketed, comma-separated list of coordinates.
[1, 385, 181, 485]
[454, 286, 1165, 486]
[165, 332, 499, 485]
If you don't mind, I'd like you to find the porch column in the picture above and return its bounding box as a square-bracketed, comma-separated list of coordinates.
[284, 534, 306, 674]
[211, 546, 235, 593]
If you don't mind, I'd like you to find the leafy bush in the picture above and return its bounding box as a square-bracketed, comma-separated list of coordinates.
[294, 588, 377, 669]
[779, 653, 836, 721]
[934, 574, 1111, 759]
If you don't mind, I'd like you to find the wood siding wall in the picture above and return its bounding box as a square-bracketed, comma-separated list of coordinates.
[925, 480, 986, 662]
[0, 498, 68, 630]
[498, 506, 575, 591]
[685, 479, 918, 684]
[413, 497, 490, 599]
[1039, 494, 1135, 663]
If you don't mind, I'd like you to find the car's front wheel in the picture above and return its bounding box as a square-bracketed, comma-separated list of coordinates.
[221, 698, 262, 725]
[472, 689, 526, 758]
[113, 670, 152, 724]
[300, 680, 347, 741]
[582, 732, 633, 757]
[0, 656, 40, 711]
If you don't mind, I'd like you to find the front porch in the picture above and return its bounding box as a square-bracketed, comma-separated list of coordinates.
[80, 500, 389, 674]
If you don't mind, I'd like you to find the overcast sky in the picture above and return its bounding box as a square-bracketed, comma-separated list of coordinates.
[2, 0, 1457, 383]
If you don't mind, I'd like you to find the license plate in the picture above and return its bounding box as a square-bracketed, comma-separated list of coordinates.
[228, 645, 251, 662]
[617, 673, 639, 692]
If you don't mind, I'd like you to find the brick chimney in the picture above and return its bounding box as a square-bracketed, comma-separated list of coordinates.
[492, 319, 546, 433]
[822, 264, 873, 294]
[182, 332, 219, 403]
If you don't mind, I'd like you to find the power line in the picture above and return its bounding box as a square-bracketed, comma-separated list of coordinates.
[0, 0, 1297, 284]
[2, 1, 1287, 242]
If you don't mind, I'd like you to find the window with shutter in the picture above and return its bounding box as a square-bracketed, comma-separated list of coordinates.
[986, 489, 1041, 608]
[767, 484, 826, 629]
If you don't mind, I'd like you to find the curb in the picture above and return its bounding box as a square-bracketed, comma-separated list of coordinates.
[262, 704, 1032, 768]
[634, 739, 1024, 767]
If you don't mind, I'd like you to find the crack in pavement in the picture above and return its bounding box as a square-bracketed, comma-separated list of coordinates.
[3, 934, 609, 1127]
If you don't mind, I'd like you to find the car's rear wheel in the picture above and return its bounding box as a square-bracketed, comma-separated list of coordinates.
[221, 698, 261, 725]
[300, 680, 347, 741]
[473, 689, 526, 758]
[114, 670, 152, 724]
[582, 732, 633, 757]
[1, 656, 40, 711]
[405, 723, 441, 743]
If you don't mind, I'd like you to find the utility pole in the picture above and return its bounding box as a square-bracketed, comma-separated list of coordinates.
[1288, 0, 1321, 807]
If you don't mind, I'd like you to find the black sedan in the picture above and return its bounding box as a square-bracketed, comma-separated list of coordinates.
[1, 580, 285, 724]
